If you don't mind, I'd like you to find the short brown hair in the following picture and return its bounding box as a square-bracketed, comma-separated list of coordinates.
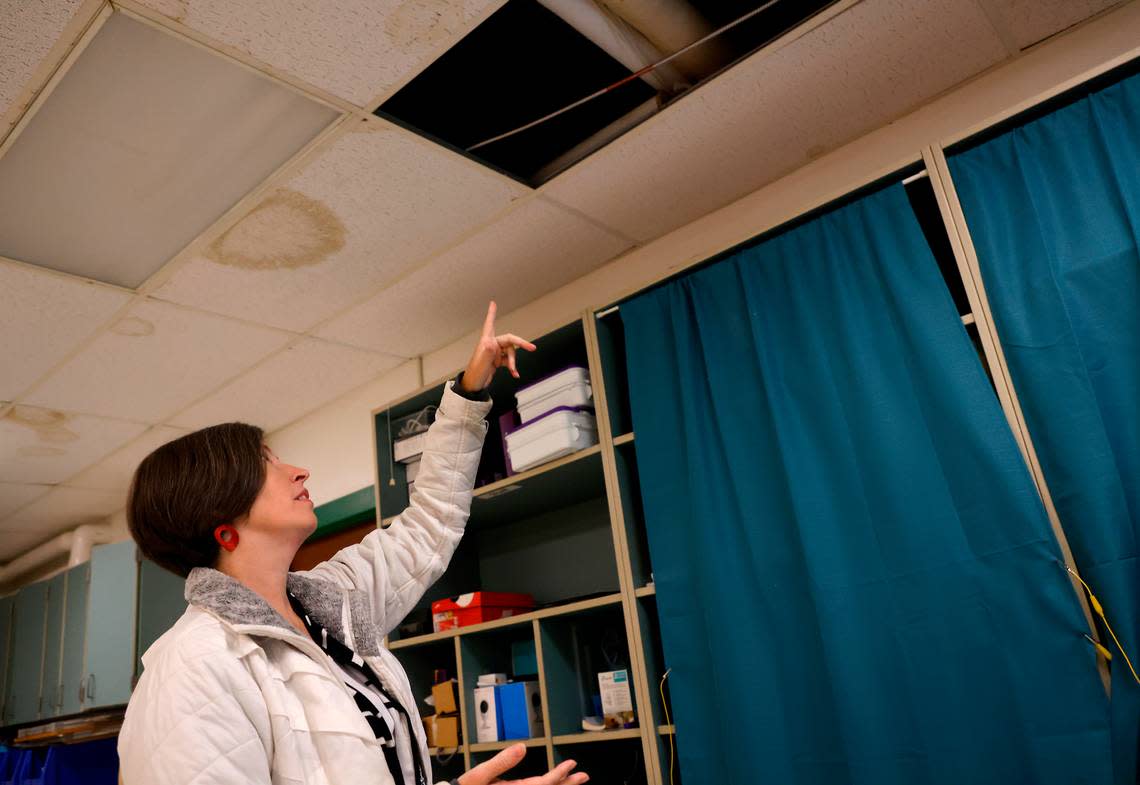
[128, 422, 266, 577]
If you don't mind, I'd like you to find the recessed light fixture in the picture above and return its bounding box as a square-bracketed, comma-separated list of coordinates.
[0, 13, 337, 289]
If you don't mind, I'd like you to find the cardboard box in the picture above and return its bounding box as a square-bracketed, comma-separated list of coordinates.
[432, 680, 458, 715]
[598, 670, 635, 728]
[422, 715, 435, 748]
[499, 681, 544, 740]
[473, 685, 502, 743]
[434, 714, 460, 748]
[431, 592, 535, 633]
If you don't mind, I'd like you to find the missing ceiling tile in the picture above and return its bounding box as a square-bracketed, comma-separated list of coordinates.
[377, 0, 840, 185]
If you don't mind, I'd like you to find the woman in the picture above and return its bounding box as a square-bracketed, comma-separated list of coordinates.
[118, 303, 589, 785]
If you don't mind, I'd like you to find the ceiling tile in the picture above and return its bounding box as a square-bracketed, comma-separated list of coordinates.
[0, 0, 86, 122]
[0, 12, 338, 289]
[982, 0, 1122, 49]
[0, 406, 147, 485]
[0, 261, 133, 400]
[316, 198, 631, 357]
[0, 482, 53, 522]
[542, 0, 1008, 243]
[2, 485, 126, 541]
[151, 124, 529, 332]
[22, 299, 292, 423]
[134, 0, 504, 106]
[169, 338, 405, 432]
[66, 425, 189, 492]
[0, 527, 60, 562]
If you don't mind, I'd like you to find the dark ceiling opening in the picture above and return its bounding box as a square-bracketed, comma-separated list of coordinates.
[377, 0, 840, 187]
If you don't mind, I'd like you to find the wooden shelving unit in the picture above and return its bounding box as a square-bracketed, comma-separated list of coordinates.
[372, 311, 674, 785]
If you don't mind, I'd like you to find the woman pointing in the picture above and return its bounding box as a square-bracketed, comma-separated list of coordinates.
[119, 302, 588, 785]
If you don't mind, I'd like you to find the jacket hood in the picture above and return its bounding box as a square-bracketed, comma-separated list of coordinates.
[184, 567, 382, 656]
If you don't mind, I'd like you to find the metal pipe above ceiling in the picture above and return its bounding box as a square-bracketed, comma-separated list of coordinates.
[537, 0, 689, 94]
[598, 0, 733, 81]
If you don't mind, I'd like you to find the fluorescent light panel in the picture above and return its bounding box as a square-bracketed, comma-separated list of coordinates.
[0, 13, 337, 289]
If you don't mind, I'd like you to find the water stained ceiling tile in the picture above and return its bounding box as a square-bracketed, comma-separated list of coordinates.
[0, 261, 133, 400]
[2, 485, 126, 539]
[0, 0, 86, 122]
[0, 482, 53, 522]
[0, 12, 337, 289]
[0, 406, 147, 485]
[542, 0, 1009, 243]
[169, 337, 405, 433]
[66, 424, 189, 492]
[151, 124, 529, 332]
[134, 0, 504, 106]
[981, 0, 1122, 50]
[315, 197, 631, 358]
[21, 299, 292, 424]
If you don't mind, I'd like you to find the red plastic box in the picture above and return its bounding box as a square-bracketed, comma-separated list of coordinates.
[431, 592, 535, 632]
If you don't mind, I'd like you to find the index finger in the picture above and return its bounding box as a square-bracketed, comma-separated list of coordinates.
[482, 301, 498, 339]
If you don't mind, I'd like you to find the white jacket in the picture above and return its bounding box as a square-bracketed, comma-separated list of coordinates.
[119, 383, 492, 785]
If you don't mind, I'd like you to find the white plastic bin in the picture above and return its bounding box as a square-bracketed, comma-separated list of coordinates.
[516, 366, 592, 424]
[505, 407, 598, 473]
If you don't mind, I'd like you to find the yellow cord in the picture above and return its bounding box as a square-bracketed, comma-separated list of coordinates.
[1067, 565, 1140, 685]
[660, 669, 674, 785]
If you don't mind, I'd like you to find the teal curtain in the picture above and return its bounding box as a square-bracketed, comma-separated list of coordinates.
[623, 185, 1113, 785]
[949, 70, 1140, 784]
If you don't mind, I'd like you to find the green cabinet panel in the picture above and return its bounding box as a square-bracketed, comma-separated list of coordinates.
[82, 541, 137, 710]
[40, 573, 66, 717]
[60, 562, 89, 717]
[5, 581, 48, 725]
[0, 596, 13, 722]
[136, 559, 186, 677]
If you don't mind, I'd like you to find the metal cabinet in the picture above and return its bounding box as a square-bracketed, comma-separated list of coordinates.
[59, 562, 89, 717]
[135, 558, 186, 678]
[80, 540, 138, 710]
[4, 581, 48, 726]
[40, 573, 66, 717]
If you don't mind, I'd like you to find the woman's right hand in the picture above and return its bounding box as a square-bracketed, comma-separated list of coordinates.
[457, 743, 588, 785]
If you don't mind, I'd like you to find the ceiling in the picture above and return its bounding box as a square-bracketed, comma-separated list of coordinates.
[0, 0, 1124, 561]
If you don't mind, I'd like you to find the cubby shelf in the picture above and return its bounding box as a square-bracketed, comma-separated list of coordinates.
[378, 312, 670, 784]
[387, 593, 624, 651]
[469, 737, 547, 753]
[553, 729, 642, 745]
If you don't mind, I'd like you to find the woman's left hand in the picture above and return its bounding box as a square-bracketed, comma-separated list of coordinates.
[460, 301, 537, 393]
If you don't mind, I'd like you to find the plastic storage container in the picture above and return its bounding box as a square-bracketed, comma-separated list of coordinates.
[515, 366, 592, 424]
[504, 406, 598, 473]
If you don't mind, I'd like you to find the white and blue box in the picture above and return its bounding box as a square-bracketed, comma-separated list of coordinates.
[499, 681, 544, 740]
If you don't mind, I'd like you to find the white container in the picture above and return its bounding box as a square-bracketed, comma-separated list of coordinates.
[516, 366, 592, 424]
[393, 431, 426, 463]
[405, 457, 422, 483]
[505, 407, 598, 473]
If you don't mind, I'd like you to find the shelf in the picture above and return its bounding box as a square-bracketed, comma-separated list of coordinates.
[469, 446, 605, 529]
[634, 584, 656, 598]
[553, 729, 642, 744]
[388, 593, 624, 650]
[613, 432, 635, 446]
[469, 737, 548, 753]
[658, 725, 675, 735]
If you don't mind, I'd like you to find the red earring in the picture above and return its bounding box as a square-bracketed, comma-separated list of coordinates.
[214, 524, 239, 552]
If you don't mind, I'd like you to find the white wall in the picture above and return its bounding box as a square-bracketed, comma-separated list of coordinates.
[261, 1, 1140, 513]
